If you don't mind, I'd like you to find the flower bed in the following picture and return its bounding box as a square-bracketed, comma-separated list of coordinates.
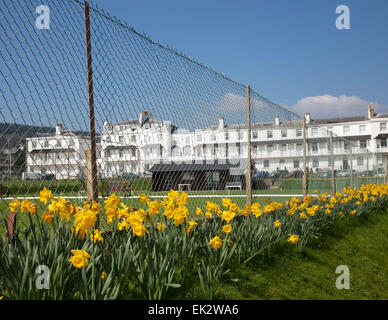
[1, 184, 388, 300]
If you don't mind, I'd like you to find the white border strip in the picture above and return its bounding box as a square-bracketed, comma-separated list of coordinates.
[1, 194, 316, 201]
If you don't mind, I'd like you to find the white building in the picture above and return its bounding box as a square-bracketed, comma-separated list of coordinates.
[26, 104, 388, 179]
[26, 123, 92, 179]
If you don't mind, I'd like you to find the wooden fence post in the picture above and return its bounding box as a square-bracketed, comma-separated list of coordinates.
[246, 85, 252, 206]
[84, 1, 98, 205]
[6, 211, 17, 243]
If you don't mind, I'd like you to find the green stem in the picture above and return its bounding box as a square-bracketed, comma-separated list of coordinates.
[243, 234, 288, 264]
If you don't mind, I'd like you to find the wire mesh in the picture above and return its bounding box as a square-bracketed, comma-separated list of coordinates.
[0, 0, 386, 233]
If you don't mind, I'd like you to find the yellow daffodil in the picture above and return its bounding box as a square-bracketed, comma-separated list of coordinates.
[69, 249, 91, 269]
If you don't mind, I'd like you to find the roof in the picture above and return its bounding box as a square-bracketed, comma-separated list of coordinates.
[311, 116, 368, 124]
[204, 120, 302, 131]
[150, 159, 248, 175]
[374, 113, 388, 119]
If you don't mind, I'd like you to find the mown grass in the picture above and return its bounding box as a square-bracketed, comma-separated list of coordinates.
[212, 208, 388, 300]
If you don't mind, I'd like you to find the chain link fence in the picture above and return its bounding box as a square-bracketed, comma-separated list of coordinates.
[1, 0, 386, 231]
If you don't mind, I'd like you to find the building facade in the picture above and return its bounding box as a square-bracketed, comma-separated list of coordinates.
[26, 104, 388, 180]
[26, 123, 92, 179]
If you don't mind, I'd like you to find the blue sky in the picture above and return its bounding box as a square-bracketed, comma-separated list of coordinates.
[1, 0, 387, 133]
[92, 0, 388, 118]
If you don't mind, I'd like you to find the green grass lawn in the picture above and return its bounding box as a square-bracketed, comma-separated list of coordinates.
[214, 208, 388, 300]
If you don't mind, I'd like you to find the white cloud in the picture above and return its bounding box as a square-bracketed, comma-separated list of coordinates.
[291, 94, 388, 119]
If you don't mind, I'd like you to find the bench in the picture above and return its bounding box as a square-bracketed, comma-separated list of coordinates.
[100, 180, 131, 198]
[225, 182, 242, 190]
[178, 183, 191, 192]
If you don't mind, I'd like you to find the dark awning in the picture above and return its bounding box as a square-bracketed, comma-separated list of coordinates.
[104, 145, 137, 151]
[29, 148, 76, 154]
[150, 159, 247, 173]
[374, 134, 388, 140]
[345, 135, 371, 141]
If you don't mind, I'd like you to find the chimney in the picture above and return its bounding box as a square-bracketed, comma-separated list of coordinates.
[139, 110, 152, 125]
[305, 112, 311, 124]
[56, 123, 63, 135]
[218, 116, 225, 129]
[274, 114, 280, 126]
[368, 103, 375, 119]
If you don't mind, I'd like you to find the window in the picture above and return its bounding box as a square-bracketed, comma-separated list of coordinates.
[56, 140, 61, 148]
[119, 150, 123, 159]
[296, 129, 302, 137]
[296, 143, 302, 151]
[224, 132, 229, 141]
[360, 140, 367, 149]
[158, 134, 163, 141]
[119, 136, 123, 143]
[344, 143, 350, 151]
[311, 128, 318, 137]
[184, 146, 191, 156]
[131, 135, 136, 142]
[357, 157, 364, 166]
[281, 144, 287, 151]
[381, 140, 387, 148]
[182, 173, 195, 181]
[211, 134, 216, 141]
[264, 160, 269, 168]
[293, 160, 299, 168]
[312, 143, 318, 152]
[359, 125, 366, 134]
[106, 150, 110, 158]
[267, 145, 273, 153]
[281, 129, 287, 138]
[69, 139, 75, 147]
[267, 131, 273, 139]
[196, 134, 202, 142]
[238, 131, 244, 140]
[279, 159, 285, 166]
[252, 131, 258, 139]
[380, 123, 386, 131]
[44, 140, 49, 148]
[253, 146, 258, 155]
[327, 143, 331, 151]
[327, 127, 333, 135]
[32, 141, 37, 148]
[107, 136, 111, 143]
[343, 126, 350, 135]
[313, 159, 319, 167]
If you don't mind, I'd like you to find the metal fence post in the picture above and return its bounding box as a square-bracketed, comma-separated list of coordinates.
[350, 141, 353, 188]
[366, 149, 369, 185]
[385, 155, 388, 184]
[84, 1, 98, 205]
[246, 85, 252, 206]
[302, 116, 307, 197]
[330, 132, 336, 195]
